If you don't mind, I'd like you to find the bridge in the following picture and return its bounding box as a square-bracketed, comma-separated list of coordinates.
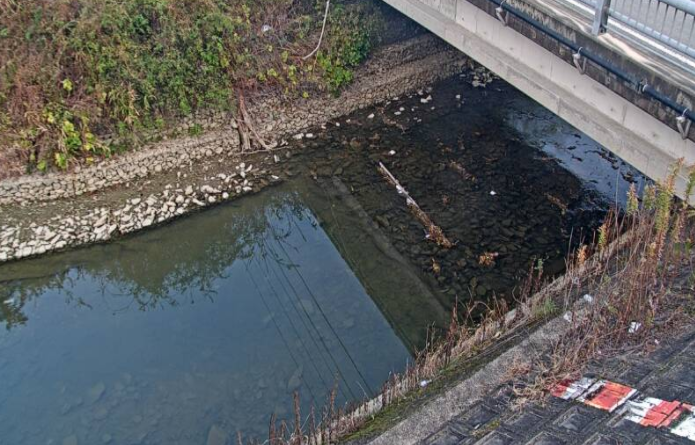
[381, 0, 695, 200]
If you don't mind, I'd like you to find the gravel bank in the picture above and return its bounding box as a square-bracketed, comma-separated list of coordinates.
[0, 35, 469, 264]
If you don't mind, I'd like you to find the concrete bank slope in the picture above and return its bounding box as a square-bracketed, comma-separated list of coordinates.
[351, 309, 575, 445]
[0, 34, 469, 264]
[416, 324, 695, 445]
[353, 311, 695, 445]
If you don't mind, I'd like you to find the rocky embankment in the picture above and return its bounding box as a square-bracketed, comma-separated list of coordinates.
[0, 160, 272, 261]
[0, 35, 469, 264]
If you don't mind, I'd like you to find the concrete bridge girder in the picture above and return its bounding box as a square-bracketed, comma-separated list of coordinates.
[382, 0, 695, 200]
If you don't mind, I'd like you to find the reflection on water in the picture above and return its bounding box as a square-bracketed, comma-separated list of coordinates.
[0, 74, 637, 444]
[504, 101, 642, 206]
[0, 185, 426, 444]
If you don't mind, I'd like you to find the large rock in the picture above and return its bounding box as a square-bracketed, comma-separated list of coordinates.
[287, 366, 303, 392]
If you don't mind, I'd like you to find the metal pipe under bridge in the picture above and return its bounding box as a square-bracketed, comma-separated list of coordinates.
[380, 0, 695, 200]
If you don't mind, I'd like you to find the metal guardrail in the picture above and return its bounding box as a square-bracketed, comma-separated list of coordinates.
[489, 0, 694, 138]
[577, 0, 695, 58]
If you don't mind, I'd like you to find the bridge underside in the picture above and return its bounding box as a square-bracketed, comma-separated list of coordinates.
[382, 0, 695, 200]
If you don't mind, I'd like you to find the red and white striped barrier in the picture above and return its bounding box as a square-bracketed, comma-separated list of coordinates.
[550, 378, 695, 441]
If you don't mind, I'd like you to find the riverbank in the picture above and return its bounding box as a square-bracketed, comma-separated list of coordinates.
[0, 0, 396, 178]
[276, 185, 695, 445]
[0, 34, 468, 264]
[1, 53, 670, 443]
[347, 254, 695, 445]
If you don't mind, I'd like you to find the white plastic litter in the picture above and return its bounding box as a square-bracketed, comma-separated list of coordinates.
[419, 380, 430, 388]
[490, 191, 497, 196]
[583, 294, 594, 304]
[628, 322, 642, 334]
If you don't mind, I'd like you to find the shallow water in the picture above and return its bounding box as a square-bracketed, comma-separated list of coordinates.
[0, 184, 435, 444]
[0, 73, 641, 444]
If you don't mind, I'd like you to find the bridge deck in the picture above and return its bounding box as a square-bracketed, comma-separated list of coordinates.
[382, 0, 695, 200]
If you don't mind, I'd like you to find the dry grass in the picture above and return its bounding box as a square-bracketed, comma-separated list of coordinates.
[509, 162, 695, 404]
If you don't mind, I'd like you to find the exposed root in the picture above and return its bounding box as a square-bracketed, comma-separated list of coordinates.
[378, 161, 454, 248]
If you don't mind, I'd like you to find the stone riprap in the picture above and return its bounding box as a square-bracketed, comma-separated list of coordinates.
[0, 35, 469, 264]
[0, 160, 273, 263]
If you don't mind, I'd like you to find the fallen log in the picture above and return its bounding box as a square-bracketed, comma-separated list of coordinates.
[378, 162, 454, 249]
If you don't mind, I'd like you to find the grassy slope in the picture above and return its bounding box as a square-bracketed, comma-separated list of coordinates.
[0, 0, 388, 178]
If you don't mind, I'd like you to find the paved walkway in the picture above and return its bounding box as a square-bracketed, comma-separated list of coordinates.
[422, 327, 695, 445]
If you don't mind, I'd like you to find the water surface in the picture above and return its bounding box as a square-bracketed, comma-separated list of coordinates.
[0, 73, 643, 444]
[0, 184, 437, 444]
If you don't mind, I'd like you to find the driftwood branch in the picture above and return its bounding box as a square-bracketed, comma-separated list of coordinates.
[378, 162, 454, 248]
[235, 89, 274, 151]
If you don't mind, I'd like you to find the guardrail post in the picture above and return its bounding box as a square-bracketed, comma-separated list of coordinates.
[591, 0, 611, 35]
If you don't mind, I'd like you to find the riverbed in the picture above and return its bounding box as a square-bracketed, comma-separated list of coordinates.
[0, 72, 640, 444]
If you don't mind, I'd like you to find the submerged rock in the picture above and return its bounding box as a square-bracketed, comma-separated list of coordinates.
[87, 382, 106, 404]
[207, 425, 228, 445]
[287, 366, 303, 392]
[62, 435, 78, 445]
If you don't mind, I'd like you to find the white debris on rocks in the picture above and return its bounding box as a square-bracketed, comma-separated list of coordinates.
[471, 66, 497, 88]
[0, 162, 267, 263]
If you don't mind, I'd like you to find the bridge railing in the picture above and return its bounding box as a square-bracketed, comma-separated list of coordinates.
[575, 0, 695, 58]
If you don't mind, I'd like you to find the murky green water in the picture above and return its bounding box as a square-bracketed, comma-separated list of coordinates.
[0, 74, 641, 444]
[0, 182, 446, 444]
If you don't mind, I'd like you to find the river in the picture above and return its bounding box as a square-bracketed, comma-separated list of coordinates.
[0, 72, 641, 444]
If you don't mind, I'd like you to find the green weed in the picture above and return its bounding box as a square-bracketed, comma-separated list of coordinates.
[0, 0, 386, 173]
